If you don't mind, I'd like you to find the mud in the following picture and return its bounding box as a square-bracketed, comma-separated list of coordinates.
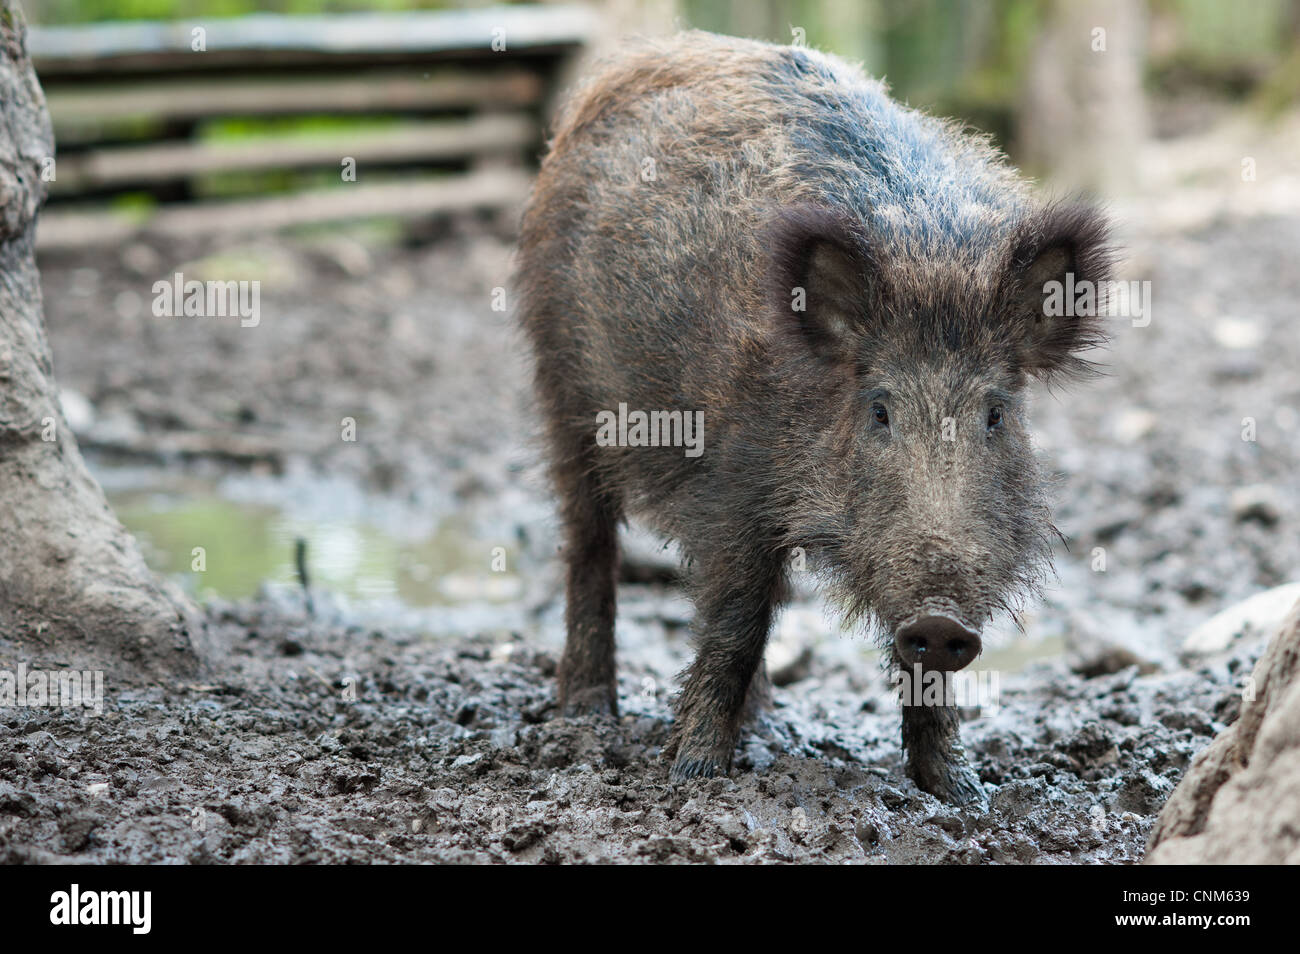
[0, 589, 1253, 864]
[2, 114, 1298, 863]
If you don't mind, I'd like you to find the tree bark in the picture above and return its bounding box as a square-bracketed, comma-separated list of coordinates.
[1146, 598, 1300, 863]
[0, 0, 206, 683]
[1018, 0, 1148, 194]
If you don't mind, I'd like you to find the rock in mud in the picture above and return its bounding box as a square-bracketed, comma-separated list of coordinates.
[1146, 597, 1300, 863]
[1182, 582, 1300, 658]
[1229, 484, 1283, 527]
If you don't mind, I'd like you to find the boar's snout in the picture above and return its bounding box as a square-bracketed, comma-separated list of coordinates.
[894, 615, 981, 672]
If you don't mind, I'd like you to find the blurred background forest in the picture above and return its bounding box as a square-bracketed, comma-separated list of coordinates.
[23, 0, 1300, 160]
[20, 0, 1300, 239]
[19, 0, 1300, 663]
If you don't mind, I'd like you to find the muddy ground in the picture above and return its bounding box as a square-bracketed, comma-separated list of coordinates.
[0, 595, 1249, 864]
[2, 114, 1299, 862]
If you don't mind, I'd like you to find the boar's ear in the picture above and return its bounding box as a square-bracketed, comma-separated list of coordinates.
[1002, 203, 1113, 383]
[766, 204, 876, 360]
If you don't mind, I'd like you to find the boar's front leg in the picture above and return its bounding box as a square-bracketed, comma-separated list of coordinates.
[668, 551, 786, 781]
[900, 689, 986, 807]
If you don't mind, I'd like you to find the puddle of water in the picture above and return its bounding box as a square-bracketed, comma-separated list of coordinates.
[109, 485, 521, 608]
[977, 633, 1067, 672]
[100, 466, 1069, 672]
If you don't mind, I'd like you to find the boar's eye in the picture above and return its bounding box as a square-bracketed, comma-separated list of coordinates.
[986, 405, 1004, 432]
[871, 403, 890, 427]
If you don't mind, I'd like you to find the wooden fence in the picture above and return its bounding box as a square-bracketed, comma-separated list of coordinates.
[29, 6, 596, 249]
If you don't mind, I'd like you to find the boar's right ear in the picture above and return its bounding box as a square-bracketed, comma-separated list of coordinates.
[765, 204, 876, 360]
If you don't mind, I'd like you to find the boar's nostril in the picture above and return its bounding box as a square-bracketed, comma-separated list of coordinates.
[945, 635, 979, 670]
[894, 615, 981, 672]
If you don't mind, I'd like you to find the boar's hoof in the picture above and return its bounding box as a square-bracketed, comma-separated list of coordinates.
[557, 683, 618, 719]
[666, 732, 734, 781]
[669, 752, 730, 782]
[912, 755, 987, 808]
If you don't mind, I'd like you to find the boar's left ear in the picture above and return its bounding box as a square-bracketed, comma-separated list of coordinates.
[765, 203, 877, 361]
[1002, 203, 1113, 383]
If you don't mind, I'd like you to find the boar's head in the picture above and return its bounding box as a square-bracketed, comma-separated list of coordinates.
[766, 201, 1113, 672]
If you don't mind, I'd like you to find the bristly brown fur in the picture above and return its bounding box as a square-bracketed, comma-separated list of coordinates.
[763, 203, 879, 358]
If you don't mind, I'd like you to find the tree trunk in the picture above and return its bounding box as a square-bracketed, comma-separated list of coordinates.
[1018, 0, 1148, 194]
[0, 0, 206, 683]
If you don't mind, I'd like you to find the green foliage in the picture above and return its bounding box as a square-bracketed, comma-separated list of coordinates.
[680, 0, 1294, 145]
[1153, 0, 1292, 62]
[38, 0, 467, 25]
[200, 114, 401, 142]
[680, 0, 1044, 147]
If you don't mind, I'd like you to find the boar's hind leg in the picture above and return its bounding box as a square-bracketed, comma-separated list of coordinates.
[668, 553, 785, 781]
[901, 697, 986, 807]
[554, 448, 622, 719]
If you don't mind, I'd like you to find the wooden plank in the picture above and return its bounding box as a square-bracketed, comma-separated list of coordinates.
[44, 69, 544, 126]
[80, 430, 295, 470]
[36, 167, 533, 250]
[29, 6, 597, 75]
[52, 114, 537, 191]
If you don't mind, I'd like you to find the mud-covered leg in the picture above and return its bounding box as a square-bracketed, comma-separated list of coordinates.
[554, 454, 621, 718]
[668, 555, 784, 780]
[740, 661, 772, 725]
[900, 684, 985, 807]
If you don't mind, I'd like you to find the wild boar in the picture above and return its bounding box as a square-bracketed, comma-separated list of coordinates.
[516, 31, 1111, 804]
